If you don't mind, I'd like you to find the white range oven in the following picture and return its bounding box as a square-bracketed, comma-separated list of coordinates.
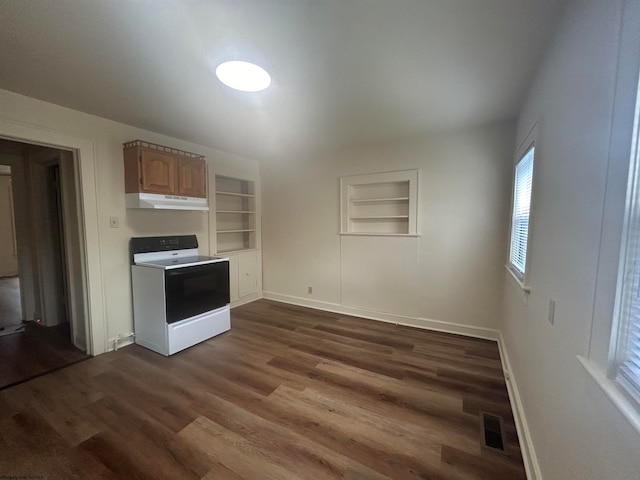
[130, 235, 230, 356]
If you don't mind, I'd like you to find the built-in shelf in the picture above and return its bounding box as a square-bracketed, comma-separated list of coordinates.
[340, 170, 418, 235]
[217, 248, 258, 255]
[215, 191, 255, 198]
[351, 215, 410, 220]
[217, 229, 256, 233]
[351, 197, 409, 204]
[215, 176, 256, 252]
[339, 232, 421, 237]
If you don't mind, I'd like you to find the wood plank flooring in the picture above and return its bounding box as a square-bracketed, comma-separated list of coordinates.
[0, 322, 89, 390]
[0, 299, 526, 479]
[0, 276, 89, 389]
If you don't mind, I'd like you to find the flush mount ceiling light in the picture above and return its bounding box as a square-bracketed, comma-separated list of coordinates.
[215, 61, 271, 92]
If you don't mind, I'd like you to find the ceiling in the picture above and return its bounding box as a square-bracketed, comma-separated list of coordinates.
[0, 0, 566, 160]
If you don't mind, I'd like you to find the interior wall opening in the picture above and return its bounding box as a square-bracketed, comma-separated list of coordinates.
[0, 138, 89, 389]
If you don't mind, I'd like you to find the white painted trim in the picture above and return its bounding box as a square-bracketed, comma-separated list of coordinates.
[110, 294, 265, 350]
[340, 169, 419, 235]
[106, 337, 135, 353]
[231, 292, 263, 309]
[262, 291, 500, 341]
[498, 332, 542, 480]
[338, 233, 421, 237]
[505, 264, 532, 293]
[507, 123, 538, 290]
[0, 119, 106, 355]
[577, 355, 640, 436]
[106, 332, 136, 353]
[256, 293, 541, 477]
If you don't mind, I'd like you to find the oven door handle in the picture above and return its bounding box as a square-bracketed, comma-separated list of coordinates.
[165, 262, 227, 278]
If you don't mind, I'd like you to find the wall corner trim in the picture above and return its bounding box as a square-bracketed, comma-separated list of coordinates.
[498, 332, 542, 480]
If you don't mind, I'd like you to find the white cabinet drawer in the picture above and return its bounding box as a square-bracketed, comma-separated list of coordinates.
[167, 306, 230, 355]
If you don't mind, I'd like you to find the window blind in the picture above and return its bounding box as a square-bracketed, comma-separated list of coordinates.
[618, 263, 640, 404]
[614, 157, 640, 405]
[509, 145, 535, 278]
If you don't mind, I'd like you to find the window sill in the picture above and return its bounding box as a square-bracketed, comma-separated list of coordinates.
[577, 355, 640, 436]
[505, 265, 531, 293]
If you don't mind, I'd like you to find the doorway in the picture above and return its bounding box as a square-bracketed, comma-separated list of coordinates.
[0, 139, 89, 389]
[0, 164, 23, 336]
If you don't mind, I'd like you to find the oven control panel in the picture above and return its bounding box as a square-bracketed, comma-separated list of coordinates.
[130, 235, 199, 257]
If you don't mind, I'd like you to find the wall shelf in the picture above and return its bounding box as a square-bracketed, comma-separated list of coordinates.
[340, 170, 418, 235]
[339, 232, 421, 237]
[350, 215, 410, 220]
[217, 247, 258, 255]
[215, 191, 255, 198]
[215, 176, 256, 253]
[216, 210, 255, 214]
[351, 197, 409, 204]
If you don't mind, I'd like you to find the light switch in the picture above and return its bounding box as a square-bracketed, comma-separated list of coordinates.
[109, 216, 120, 228]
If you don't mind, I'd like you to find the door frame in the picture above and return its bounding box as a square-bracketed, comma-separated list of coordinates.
[0, 119, 106, 355]
[27, 151, 72, 329]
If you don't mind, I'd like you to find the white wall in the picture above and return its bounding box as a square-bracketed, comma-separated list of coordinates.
[0, 88, 260, 353]
[502, 0, 640, 478]
[262, 121, 515, 333]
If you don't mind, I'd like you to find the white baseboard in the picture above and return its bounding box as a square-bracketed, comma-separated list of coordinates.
[106, 294, 264, 353]
[231, 292, 263, 309]
[497, 332, 541, 480]
[262, 291, 500, 341]
[106, 335, 135, 353]
[263, 291, 539, 478]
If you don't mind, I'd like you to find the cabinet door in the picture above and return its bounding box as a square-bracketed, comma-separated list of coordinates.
[227, 254, 239, 302]
[238, 251, 257, 297]
[140, 150, 177, 194]
[178, 157, 206, 198]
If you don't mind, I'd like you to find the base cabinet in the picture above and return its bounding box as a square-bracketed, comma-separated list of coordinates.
[238, 251, 258, 297]
[227, 251, 258, 302]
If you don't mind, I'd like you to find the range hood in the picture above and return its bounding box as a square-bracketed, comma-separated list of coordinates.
[125, 193, 209, 211]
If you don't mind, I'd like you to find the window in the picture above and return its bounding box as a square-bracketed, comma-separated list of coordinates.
[610, 96, 640, 407]
[509, 143, 535, 282]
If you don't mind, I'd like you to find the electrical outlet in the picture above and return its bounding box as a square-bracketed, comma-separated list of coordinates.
[548, 299, 556, 325]
[308, 286, 313, 294]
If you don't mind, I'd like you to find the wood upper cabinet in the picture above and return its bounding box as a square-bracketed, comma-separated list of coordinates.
[178, 156, 206, 197]
[140, 149, 177, 194]
[123, 140, 207, 198]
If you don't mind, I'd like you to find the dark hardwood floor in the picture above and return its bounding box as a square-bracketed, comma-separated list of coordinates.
[0, 321, 89, 390]
[0, 299, 526, 479]
[0, 275, 89, 389]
